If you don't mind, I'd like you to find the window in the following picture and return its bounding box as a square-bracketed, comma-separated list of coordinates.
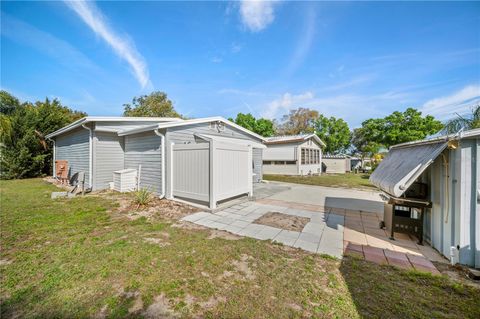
[301, 148, 306, 164]
[285, 161, 296, 165]
[263, 161, 273, 165]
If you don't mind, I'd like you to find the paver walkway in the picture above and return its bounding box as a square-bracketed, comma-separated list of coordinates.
[181, 197, 444, 274]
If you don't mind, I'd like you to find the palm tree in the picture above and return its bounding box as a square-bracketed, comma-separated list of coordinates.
[443, 105, 480, 134]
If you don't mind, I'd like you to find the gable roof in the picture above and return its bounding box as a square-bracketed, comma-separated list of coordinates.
[264, 134, 326, 147]
[45, 116, 183, 139]
[118, 116, 266, 141]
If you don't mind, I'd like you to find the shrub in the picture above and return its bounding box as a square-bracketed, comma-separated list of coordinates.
[133, 188, 153, 207]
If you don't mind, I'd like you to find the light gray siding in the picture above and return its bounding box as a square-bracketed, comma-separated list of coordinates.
[124, 132, 162, 194]
[55, 127, 91, 187]
[167, 122, 260, 144]
[93, 132, 124, 190]
[424, 137, 480, 268]
[253, 148, 263, 182]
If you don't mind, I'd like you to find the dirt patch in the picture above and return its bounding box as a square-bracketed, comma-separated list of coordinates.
[207, 230, 242, 241]
[113, 195, 201, 221]
[254, 212, 310, 232]
[144, 293, 176, 318]
[232, 254, 256, 280]
[0, 259, 13, 266]
[434, 262, 480, 289]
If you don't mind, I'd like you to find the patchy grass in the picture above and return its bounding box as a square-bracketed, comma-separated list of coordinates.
[264, 173, 376, 190]
[1, 179, 479, 318]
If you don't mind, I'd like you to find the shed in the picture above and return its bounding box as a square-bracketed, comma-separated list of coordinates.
[46, 116, 266, 209]
[322, 155, 351, 174]
[370, 128, 480, 268]
[263, 134, 325, 175]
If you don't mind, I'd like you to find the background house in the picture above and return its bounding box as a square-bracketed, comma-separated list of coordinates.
[371, 128, 480, 268]
[262, 134, 325, 176]
[46, 116, 265, 209]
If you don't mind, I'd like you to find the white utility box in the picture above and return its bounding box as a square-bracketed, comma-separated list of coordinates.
[113, 169, 137, 192]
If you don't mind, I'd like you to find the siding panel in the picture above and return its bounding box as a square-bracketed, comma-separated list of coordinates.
[55, 127, 90, 187]
[124, 132, 162, 194]
[94, 132, 124, 190]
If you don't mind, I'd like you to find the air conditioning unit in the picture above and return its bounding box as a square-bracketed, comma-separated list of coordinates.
[113, 169, 137, 192]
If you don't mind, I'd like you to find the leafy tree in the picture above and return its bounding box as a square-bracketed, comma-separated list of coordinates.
[351, 127, 383, 160]
[442, 105, 480, 134]
[352, 108, 443, 157]
[0, 93, 85, 179]
[0, 90, 20, 115]
[314, 115, 351, 154]
[278, 107, 318, 135]
[123, 91, 182, 118]
[229, 113, 275, 137]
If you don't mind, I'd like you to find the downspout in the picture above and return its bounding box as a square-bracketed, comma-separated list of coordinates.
[81, 123, 93, 190]
[47, 137, 55, 178]
[154, 129, 166, 199]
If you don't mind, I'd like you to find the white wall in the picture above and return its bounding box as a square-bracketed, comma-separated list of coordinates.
[322, 158, 347, 174]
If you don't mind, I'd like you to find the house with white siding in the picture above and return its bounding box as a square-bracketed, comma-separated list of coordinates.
[370, 128, 480, 268]
[263, 134, 325, 175]
[45, 116, 266, 209]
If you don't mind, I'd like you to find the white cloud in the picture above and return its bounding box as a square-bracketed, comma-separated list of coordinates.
[239, 0, 279, 32]
[231, 42, 243, 53]
[261, 91, 314, 119]
[64, 0, 150, 88]
[421, 84, 480, 119]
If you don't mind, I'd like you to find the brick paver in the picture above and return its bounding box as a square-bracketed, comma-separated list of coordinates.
[181, 199, 443, 274]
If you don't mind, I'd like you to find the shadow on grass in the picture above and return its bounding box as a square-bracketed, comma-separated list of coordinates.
[339, 254, 480, 318]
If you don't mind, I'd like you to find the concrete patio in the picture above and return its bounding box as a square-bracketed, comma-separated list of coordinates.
[181, 182, 446, 274]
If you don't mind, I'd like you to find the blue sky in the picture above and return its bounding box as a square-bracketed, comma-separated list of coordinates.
[1, 1, 479, 127]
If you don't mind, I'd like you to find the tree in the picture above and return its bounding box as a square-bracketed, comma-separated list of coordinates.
[351, 127, 382, 160]
[442, 105, 480, 134]
[0, 90, 20, 115]
[123, 91, 182, 118]
[0, 93, 85, 179]
[314, 115, 351, 154]
[277, 107, 318, 135]
[229, 113, 275, 137]
[352, 108, 443, 156]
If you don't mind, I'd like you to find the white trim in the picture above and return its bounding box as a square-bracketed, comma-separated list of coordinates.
[81, 123, 93, 189]
[194, 133, 266, 149]
[265, 134, 326, 147]
[118, 116, 266, 141]
[154, 129, 166, 199]
[45, 116, 183, 139]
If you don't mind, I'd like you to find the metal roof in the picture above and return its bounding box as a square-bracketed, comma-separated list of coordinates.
[370, 141, 448, 197]
[45, 116, 182, 138]
[264, 134, 326, 146]
[118, 116, 266, 141]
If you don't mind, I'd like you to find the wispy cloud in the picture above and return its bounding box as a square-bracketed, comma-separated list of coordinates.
[231, 42, 243, 53]
[64, 0, 151, 88]
[211, 56, 223, 63]
[421, 84, 480, 119]
[239, 0, 279, 32]
[261, 91, 314, 119]
[284, 7, 316, 76]
[1, 12, 97, 71]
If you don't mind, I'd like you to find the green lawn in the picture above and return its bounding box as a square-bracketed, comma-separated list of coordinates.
[264, 173, 376, 190]
[1, 179, 479, 318]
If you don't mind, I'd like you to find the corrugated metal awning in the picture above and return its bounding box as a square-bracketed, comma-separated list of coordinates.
[370, 141, 448, 197]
